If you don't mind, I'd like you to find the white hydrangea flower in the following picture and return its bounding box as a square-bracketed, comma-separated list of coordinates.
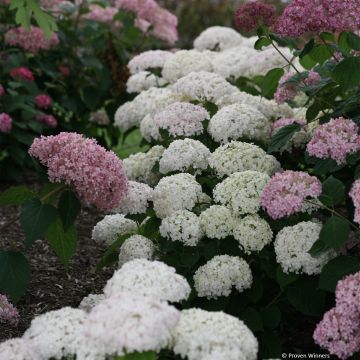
[241, 36, 258, 48]
[209, 141, 281, 178]
[233, 214, 273, 254]
[79, 293, 106, 313]
[153, 173, 203, 218]
[140, 114, 162, 142]
[171, 308, 258, 360]
[172, 71, 239, 105]
[84, 292, 180, 357]
[213, 171, 270, 215]
[126, 71, 167, 93]
[160, 210, 203, 246]
[123, 146, 164, 186]
[104, 259, 191, 302]
[113, 181, 153, 215]
[193, 255, 253, 299]
[118, 235, 156, 267]
[193, 26, 244, 51]
[199, 205, 235, 239]
[0, 338, 39, 360]
[208, 103, 271, 144]
[212, 46, 257, 80]
[23, 307, 101, 360]
[162, 50, 214, 83]
[91, 214, 137, 246]
[127, 50, 174, 74]
[274, 221, 336, 275]
[114, 87, 185, 131]
[159, 139, 211, 174]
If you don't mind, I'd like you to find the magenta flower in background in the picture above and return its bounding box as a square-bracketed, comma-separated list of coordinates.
[235, 0, 276, 32]
[0, 294, 19, 326]
[260, 170, 322, 219]
[36, 114, 58, 128]
[0, 85, 5, 96]
[29, 132, 129, 211]
[4, 26, 59, 54]
[307, 118, 360, 165]
[349, 180, 360, 225]
[35, 94, 53, 110]
[0, 113, 13, 133]
[10, 67, 35, 82]
[59, 65, 70, 77]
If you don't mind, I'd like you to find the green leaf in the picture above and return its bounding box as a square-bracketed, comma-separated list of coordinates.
[308, 239, 330, 258]
[115, 351, 157, 360]
[309, 44, 332, 64]
[58, 191, 81, 231]
[0, 250, 31, 302]
[180, 248, 199, 267]
[347, 32, 360, 51]
[319, 256, 360, 292]
[255, 37, 271, 50]
[319, 216, 350, 251]
[261, 305, 281, 330]
[332, 57, 360, 90]
[47, 218, 78, 268]
[258, 332, 282, 359]
[20, 199, 58, 247]
[355, 164, 360, 179]
[268, 124, 301, 153]
[312, 159, 342, 176]
[240, 307, 263, 332]
[287, 278, 326, 316]
[319, 176, 345, 207]
[0, 186, 35, 205]
[276, 266, 299, 289]
[299, 39, 315, 59]
[245, 277, 263, 303]
[261, 68, 284, 98]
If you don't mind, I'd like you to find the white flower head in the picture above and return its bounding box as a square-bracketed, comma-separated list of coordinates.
[274, 221, 337, 275]
[91, 214, 137, 246]
[140, 114, 162, 142]
[194, 26, 244, 51]
[123, 146, 164, 186]
[79, 293, 106, 313]
[128, 50, 174, 74]
[84, 292, 180, 356]
[153, 173, 203, 218]
[208, 103, 271, 144]
[162, 50, 213, 83]
[0, 338, 39, 360]
[213, 171, 270, 215]
[126, 71, 167, 93]
[160, 210, 203, 246]
[193, 255, 253, 299]
[104, 259, 191, 303]
[209, 141, 281, 178]
[233, 214, 273, 254]
[159, 139, 210, 174]
[172, 308, 258, 360]
[113, 181, 153, 215]
[199, 205, 235, 239]
[118, 235, 156, 267]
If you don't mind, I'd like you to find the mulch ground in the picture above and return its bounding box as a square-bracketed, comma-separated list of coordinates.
[0, 181, 116, 341]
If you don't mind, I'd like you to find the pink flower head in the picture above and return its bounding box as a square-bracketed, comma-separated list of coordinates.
[59, 65, 70, 77]
[349, 180, 360, 225]
[335, 272, 360, 312]
[274, 0, 360, 38]
[0, 113, 13, 133]
[35, 94, 52, 109]
[0, 85, 5, 96]
[305, 70, 321, 86]
[84, 5, 119, 23]
[0, 294, 19, 326]
[10, 67, 34, 81]
[235, 0, 276, 32]
[4, 26, 59, 54]
[271, 118, 306, 134]
[260, 170, 321, 219]
[313, 305, 360, 359]
[36, 114, 58, 128]
[28, 132, 129, 211]
[307, 117, 360, 165]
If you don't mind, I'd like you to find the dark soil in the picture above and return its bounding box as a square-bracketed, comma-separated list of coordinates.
[0, 182, 116, 341]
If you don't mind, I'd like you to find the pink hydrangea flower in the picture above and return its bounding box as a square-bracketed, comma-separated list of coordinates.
[235, 0, 276, 32]
[10, 67, 34, 81]
[274, 0, 360, 37]
[29, 132, 129, 211]
[84, 5, 119, 23]
[35, 94, 52, 109]
[307, 118, 360, 165]
[0, 85, 5, 96]
[260, 170, 322, 219]
[0, 294, 19, 326]
[349, 180, 360, 225]
[4, 26, 59, 54]
[0, 113, 13, 133]
[335, 272, 360, 312]
[36, 114, 58, 128]
[271, 118, 306, 133]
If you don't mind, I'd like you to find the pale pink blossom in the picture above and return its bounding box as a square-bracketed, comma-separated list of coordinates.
[84, 5, 119, 23]
[35, 94, 52, 109]
[271, 118, 306, 133]
[0, 294, 19, 326]
[29, 132, 129, 211]
[349, 180, 360, 225]
[0, 113, 13, 133]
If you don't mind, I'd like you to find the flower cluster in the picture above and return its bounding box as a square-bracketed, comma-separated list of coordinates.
[10, 67, 34, 81]
[83, 5, 118, 23]
[126, 71, 167, 93]
[0, 113, 13, 133]
[350, 180, 360, 225]
[35, 94, 52, 109]
[0, 339, 39, 360]
[0, 294, 19, 326]
[128, 50, 174, 74]
[29, 132, 129, 211]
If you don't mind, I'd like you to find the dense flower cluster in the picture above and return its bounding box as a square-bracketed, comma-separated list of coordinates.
[0, 294, 19, 325]
[126, 71, 166, 93]
[128, 50, 174, 74]
[83, 5, 118, 23]
[36, 114, 58, 128]
[29, 132, 129, 211]
[0, 113, 13, 133]
[0, 338, 39, 360]
[0, 85, 5, 96]
[9, 67, 34, 81]
[307, 117, 360, 165]
[350, 180, 360, 225]
[261, 171, 322, 219]
[35, 94, 52, 109]
[4, 26, 59, 53]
